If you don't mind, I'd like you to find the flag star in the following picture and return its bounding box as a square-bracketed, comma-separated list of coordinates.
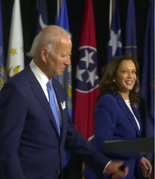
[11, 48, 17, 55]
[86, 67, 98, 86]
[76, 65, 85, 82]
[80, 49, 95, 69]
[13, 66, 20, 75]
[108, 29, 122, 56]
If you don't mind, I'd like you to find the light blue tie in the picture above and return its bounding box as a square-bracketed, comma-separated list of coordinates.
[47, 81, 61, 135]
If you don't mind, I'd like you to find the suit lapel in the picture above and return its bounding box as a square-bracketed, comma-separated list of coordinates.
[52, 80, 67, 142]
[25, 66, 60, 138]
[130, 103, 142, 135]
[116, 94, 140, 136]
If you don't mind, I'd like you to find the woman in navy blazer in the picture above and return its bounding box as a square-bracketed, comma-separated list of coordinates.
[83, 56, 152, 179]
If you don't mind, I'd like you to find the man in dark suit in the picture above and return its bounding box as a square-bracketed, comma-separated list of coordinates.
[0, 25, 128, 179]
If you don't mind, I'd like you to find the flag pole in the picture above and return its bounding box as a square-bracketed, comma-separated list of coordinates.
[57, 0, 63, 24]
[57, 0, 60, 24]
[36, 0, 38, 10]
[109, 0, 112, 31]
[109, 0, 115, 32]
[60, 0, 63, 13]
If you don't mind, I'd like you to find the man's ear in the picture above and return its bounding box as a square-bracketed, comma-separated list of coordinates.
[41, 48, 47, 62]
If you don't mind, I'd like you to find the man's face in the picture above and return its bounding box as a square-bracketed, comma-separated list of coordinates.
[45, 37, 72, 79]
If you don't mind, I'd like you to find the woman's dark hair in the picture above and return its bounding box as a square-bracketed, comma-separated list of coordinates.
[98, 55, 140, 104]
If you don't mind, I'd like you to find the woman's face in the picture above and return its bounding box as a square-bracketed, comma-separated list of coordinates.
[114, 60, 137, 94]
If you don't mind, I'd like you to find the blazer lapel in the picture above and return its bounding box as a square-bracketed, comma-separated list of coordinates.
[116, 94, 140, 136]
[25, 66, 60, 138]
[130, 103, 142, 135]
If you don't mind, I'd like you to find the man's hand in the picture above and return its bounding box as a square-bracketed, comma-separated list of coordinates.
[140, 157, 152, 178]
[104, 161, 128, 179]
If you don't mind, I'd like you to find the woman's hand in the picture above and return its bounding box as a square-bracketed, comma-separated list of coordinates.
[140, 157, 152, 178]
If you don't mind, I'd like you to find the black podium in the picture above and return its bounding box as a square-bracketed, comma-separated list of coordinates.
[103, 137, 154, 153]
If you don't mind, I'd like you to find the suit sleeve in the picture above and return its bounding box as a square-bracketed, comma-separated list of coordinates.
[94, 95, 143, 161]
[0, 82, 27, 179]
[65, 117, 110, 175]
[52, 79, 110, 175]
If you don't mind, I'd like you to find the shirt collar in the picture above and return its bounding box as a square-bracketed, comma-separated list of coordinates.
[30, 60, 50, 87]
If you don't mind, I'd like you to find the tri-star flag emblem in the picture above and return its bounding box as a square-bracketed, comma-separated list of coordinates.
[76, 46, 99, 92]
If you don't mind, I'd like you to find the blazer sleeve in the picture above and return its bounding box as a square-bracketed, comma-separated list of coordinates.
[94, 94, 143, 161]
[65, 117, 110, 176]
[0, 82, 27, 179]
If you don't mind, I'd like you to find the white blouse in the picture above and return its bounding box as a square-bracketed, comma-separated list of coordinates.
[125, 99, 140, 130]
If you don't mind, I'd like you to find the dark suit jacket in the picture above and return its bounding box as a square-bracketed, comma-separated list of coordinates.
[83, 93, 143, 179]
[0, 66, 109, 179]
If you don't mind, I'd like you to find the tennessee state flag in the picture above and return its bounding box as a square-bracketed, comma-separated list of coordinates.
[74, 0, 99, 140]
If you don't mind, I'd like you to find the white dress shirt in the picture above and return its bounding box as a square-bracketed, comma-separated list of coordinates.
[30, 60, 49, 100]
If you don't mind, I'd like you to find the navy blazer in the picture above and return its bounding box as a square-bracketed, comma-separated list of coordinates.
[0, 66, 109, 179]
[83, 93, 143, 179]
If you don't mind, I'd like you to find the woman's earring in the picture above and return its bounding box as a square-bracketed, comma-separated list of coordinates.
[113, 79, 115, 82]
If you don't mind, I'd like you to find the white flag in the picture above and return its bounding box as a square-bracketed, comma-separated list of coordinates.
[7, 0, 24, 77]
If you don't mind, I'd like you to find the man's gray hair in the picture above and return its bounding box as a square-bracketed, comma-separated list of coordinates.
[27, 25, 72, 57]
